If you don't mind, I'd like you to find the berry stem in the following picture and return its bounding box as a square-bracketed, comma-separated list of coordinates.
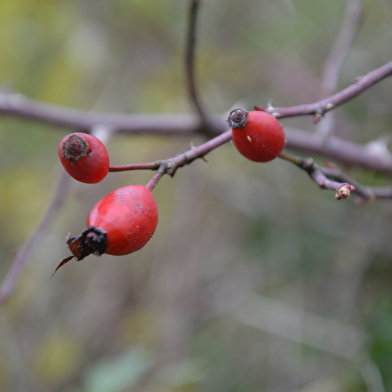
[109, 162, 161, 172]
[145, 162, 168, 191]
[111, 130, 232, 190]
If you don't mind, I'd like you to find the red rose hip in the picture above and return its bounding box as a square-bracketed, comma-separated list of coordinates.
[228, 108, 286, 162]
[53, 185, 159, 275]
[87, 185, 158, 256]
[58, 133, 110, 183]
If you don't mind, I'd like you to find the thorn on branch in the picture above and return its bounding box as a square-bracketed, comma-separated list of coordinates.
[190, 141, 208, 162]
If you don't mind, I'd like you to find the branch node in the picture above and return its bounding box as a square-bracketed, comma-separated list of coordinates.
[313, 113, 323, 124]
[299, 157, 314, 170]
[165, 160, 177, 177]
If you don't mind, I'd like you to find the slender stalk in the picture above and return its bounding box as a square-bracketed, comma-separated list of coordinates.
[0, 170, 71, 304]
[315, 0, 362, 137]
[185, 0, 207, 124]
[264, 61, 392, 119]
[109, 162, 161, 172]
[145, 163, 167, 191]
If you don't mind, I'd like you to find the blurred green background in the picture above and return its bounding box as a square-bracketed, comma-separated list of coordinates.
[1, 0, 392, 391]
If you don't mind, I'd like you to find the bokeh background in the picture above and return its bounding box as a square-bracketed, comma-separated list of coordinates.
[1, 0, 392, 391]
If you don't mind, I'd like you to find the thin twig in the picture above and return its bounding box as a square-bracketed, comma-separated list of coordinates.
[263, 60, 392, 120]
[118, 131, 233, 189]
[170, 129, 232, 168]
[320, 0, 362, 99]
[0, 92, 227, 134]
[0, 62, 388, 138]
[185, 0, 208, 125]
[0, 170, 71, 304]
[279, 151, 392, 201]
[145, 162, 169, 191]
[109, 162, 161, 172]
[321, 166, 392, 201]
[279, 152, 356, 200]
[315, 0, 362, 137]
[285, 126, 392, 176]
[321, 165, 375, 200]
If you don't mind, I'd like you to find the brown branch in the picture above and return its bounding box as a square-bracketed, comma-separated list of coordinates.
[109, 126, 392, 202]
[321, 166, 392, 201]
[279, 151, 392, 201]
[170, 129, 232, 168]
[315, 0, 362, 137]
[0, 170, 71, 304]
[0, 59, 389, 136]
[185, 0, 208, 124]
[110, 130, 233, 189]
[106, 126, 392, 199]
[1, 91, 392, 175]
[0, 61, 391, 178]
[0, 59, 388, 138]
[279, 152, 356, 200]
[0, 93, 226, 134]
[145, 162, 169, 191]
[263, 60, 392, 120]
[285, 126, 392, 176]
[320, 0, 362, 99]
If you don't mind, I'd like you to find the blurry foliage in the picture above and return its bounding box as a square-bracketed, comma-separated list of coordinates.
[32, 331, 83, 386]
[81, 347, 154, 392]
[0, 1, 392, 392]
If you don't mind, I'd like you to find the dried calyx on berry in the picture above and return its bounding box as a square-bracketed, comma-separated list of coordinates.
[227, 108, 249, 129]
[52, 227, 108, 277]
[61, 134, 91, 164]
[67, 226, 108, 260]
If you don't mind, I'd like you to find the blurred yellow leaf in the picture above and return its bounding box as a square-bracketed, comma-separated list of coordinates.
[32, 331, 82, 386]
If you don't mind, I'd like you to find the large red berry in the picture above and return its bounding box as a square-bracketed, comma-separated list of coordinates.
[228, 108, 286, 162]
[87, 185, 158, 255]
[53, 185, 158, 275]
[58, 133, 110, 183]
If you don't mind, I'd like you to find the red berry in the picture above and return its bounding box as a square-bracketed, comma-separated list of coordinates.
[228, 108, 286, 162]
[52, 185, 158, 275]
[58, 133, 110, 183]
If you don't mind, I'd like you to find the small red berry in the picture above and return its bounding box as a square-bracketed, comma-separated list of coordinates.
[58, 133, 110, 183]
[228, 108, 286, 162]
[53, 185, 159, 275]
